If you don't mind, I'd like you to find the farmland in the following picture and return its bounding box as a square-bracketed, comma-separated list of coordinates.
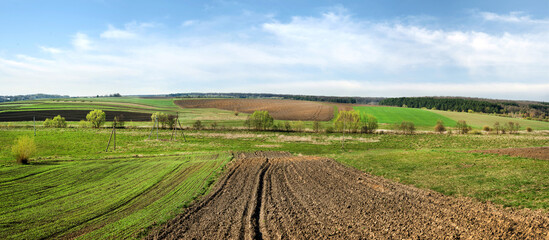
[1, 97, 549, 238]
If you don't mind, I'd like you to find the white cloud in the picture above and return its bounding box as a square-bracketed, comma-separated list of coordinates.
[0, 11, 548, 100]
[480, 11, 549, 24]
[182, 20, 197, 27]
[39, 46, 62, 54]
[72, 32, 93, 51]
[100, 25, 136, 39]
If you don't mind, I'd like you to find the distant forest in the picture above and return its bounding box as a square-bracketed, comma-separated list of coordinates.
[165, 92, 384, 104]
[0, 94, 69, 102]
[380, 97, 549, 121]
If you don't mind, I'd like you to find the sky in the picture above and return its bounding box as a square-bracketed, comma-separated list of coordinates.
[0, 0, 548, 101]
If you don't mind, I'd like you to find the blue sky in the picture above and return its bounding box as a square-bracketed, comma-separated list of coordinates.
[0, 0, 548, 101]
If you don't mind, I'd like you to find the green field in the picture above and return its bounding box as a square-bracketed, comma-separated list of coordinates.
[1, 98, 549, 238]
[431, 109, 549, 130]
[353, 106, 457, 128]
[0, 153, 230, 239]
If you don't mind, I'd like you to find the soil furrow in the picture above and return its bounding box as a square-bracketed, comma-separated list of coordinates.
[149, 152, 549, 239]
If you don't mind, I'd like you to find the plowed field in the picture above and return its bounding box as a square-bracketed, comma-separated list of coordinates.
[149, 152, 549, 239]
[175, 99, 335, 121]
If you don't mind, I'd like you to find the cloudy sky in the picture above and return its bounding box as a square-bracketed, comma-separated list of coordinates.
[0, 0, 548, 101]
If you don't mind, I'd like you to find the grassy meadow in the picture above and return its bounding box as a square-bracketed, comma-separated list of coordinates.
[1, 98, 549, 238]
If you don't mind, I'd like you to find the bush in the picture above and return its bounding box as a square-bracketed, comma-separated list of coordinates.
[313, 121, 321, 133]
[193, 120, 203, 130]
[87, 110, 106, 128]
[505, 122, 520, 134]
[470, 130, 482, 135]
[79, 120, 91, 128]
[210, 122, 218, 130]
[334, 110, 361, 133]
[292, 121, 304, 132]
[325, 126, 334, 133]
[456, 120, 471, 134]
[284, 121, 292, 132]
[113, 115, 125, 128]
[526, 127, 533, 132]
[434, 120, 446, 133]
[12, 136, 36, 164]
[43, 115, 67, 128]
[493, 122, 502, 134]
[361, 115, 378, 134]
[151, 112, 176, 129]
[398, 121, 415, 134]
[247, 111, 274, 130]
[482, 125, 491, 132]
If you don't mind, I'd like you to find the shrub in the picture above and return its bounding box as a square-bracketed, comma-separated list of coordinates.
[247, 111, 274, 130]
[434, 120, 446, 133]
[334, 110, 361, 133]
[482, 125, 491, 132]
[470, 130, 482, 135]
[456, 120, 471, 134]
[526, 127, 533, 132]
[325, 126, 334, 133]
[44, 115, 67, 128]
[151, 112, 175, 129]
[313, 121, 321, 133]
[87, 110, 106, 128]
[505, 122, 520, 134]
[12, 136, 36, 164]
[193, 120, 203, 130]
[284, 121, 292, 132]
[399, 121, 415, 134]
[361, 115, 378, 134]
[113, 115, 125, 128]
[292, 121, 304, 132]
[79, 120, 91, 128]
[493, 122, 502, 134]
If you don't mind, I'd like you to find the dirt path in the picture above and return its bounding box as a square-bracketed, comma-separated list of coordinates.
[149, 152, 549, 239]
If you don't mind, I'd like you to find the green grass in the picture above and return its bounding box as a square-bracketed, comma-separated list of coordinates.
[0, 124, 548, 237]
[0, 153, 230, 239]
[430, 109, 549, 130]
[353, 106, 457, 128]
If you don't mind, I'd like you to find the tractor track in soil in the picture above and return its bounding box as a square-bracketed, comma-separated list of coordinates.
[148, 152, 549, 239]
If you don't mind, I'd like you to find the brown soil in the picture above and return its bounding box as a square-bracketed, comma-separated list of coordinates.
[0, 110, 151, 122]
[473, 147, 549, 160]
[148, 152, 549, 239]
[175, 99, 336, 121]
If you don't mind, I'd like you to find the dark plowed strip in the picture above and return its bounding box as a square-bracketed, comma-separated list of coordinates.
[148, 152, 549, 239]
[0, 110, 151, 122]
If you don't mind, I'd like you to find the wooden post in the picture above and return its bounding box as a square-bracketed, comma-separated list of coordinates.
[106, 125, 115, 152]
[33, 116, 36, 136]
[178, 119, 187, 142]
[148, 116, 156, 140]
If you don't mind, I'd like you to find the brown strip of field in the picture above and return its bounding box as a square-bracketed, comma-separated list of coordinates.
[174, 99, 336, 121]
[0, 110, 151, 122]
[148, 152, 549, 239]
[473, 147, 549, 160]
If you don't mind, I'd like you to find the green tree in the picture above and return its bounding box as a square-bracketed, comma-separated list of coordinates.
[247, 111, 274, 130]
[493, 122, 502, 134]
[193, 120, 203, 130]
[86, 110, 106, 128]
[456, 120, 471, 134]
[399, 121, 415, 134]
[313, 121, 321, 133]
[361, 115, 378, 134]
[44, 115, 67, 128]
[334, 110, 361, 133]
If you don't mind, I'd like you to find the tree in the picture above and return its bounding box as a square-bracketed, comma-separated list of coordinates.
[113, 115, 125, 128]
[505, 122, 520, 134]
[456, 120, 471, 134]
[434, 120, 446, 133]
[313, 121, 321, 133]
[292, 121, 304, 132]
[44, 115, 67, 128]
[247, 111, 274, 130]
[361, 115, 378, 134]
[151, 112, 175, 129]
[493, 122, 502, 134]
[284, 121, 292, 131]
[193, 120, 203, 130]
[86, 110, 106, 128]
[399, 121, 415, 134]
[334, 110, 361, 133]
[12, 136, 36, 164]
[482, 125, 491, 132]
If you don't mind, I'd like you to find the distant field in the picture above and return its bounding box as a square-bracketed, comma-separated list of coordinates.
[0, 153, 230, 239]
[353, 106, 457, 128]
[430, 110, 549, 130]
